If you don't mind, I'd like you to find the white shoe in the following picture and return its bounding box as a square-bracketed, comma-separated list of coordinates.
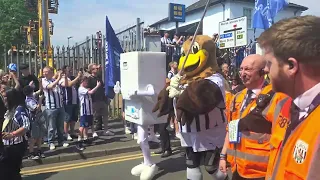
[131, 163, 148, 176]
[125, 127, 131, 134]
[105, 130, 115, 136]
[67, 134, 73, 141]
[49, 143, 55, 150]
[62, 142, 69, 147]
[176, 132, 182, 139]
[140, 164, 158, 180]
[155, 133, 160, 138]
[133, 133, 138, 140]
[148, 135, 160, 143]
[93, 132, 98, 138]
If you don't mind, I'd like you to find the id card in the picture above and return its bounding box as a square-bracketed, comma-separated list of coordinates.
[228, 119, 241, 143]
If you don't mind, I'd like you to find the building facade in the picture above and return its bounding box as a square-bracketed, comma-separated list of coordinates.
[150, 0, 308, 43]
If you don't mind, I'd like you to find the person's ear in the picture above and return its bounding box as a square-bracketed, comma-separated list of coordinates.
[287, 58, 299, 77]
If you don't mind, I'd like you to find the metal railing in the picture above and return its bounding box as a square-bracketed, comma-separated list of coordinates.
[1, 44, 122, 119]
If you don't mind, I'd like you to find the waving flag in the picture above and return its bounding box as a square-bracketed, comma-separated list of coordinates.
[105, 16, 123, 99]
[253, 0, 289, 30]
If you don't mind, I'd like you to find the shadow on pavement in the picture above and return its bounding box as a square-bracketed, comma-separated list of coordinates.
[23, 172, 58, 180]
[45, 135, 128, 157]
[153, 156, 186, 179]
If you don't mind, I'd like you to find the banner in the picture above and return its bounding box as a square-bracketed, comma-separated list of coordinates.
[253, 0, 288, 30]
[105, 16, 123, 99]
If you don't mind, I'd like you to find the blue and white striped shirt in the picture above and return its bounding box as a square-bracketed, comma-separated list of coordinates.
[78, 86, 93, 116]
[42, 78, 63, 109]
[59, 76, 78, 105]
[2, 106, 31, 145]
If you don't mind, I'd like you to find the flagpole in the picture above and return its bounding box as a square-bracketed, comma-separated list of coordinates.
[179, 0, 210, 75]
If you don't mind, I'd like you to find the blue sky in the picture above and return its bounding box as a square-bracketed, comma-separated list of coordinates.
[50, 0, 319, 46]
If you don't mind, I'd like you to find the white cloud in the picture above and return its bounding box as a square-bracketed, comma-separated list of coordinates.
[50, 0, 318, 46]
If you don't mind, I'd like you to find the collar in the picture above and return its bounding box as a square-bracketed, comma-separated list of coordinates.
[247, 80, 266, 95]
[293, 82, 320, 110]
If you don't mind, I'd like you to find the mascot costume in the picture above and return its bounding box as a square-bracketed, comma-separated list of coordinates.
[153, 35, 228, 180]
[116, 51, 167, 180]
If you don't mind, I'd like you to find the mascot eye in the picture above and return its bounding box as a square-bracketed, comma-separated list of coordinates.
[192, 42, 200, 54]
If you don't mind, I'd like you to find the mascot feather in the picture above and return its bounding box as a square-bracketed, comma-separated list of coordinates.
[153, 35, 228, 180]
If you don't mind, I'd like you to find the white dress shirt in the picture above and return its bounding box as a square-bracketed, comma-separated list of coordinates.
[293, 82, 320, 119]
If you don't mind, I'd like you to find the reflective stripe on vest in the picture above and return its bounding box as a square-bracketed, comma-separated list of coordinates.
[227, 84, 274, 178]
[306, 135, 320, 180]
[265, 97, 292, 180]
[270, 99, 320, 180]
[227, 148, 269, 163]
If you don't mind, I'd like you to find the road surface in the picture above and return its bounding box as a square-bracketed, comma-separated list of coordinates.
[22, 150, 213, 180]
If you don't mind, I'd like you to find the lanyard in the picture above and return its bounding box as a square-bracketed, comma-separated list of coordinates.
[283, 93, 320, 145]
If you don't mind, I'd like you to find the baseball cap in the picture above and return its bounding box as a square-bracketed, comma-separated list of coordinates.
[8, 63, 17, 72]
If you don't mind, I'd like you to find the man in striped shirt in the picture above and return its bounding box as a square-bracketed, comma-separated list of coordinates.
[59, 65, 82, 141]
[42, 66, 69, 150]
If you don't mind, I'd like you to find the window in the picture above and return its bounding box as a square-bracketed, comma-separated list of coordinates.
[243, 8, 253, 28]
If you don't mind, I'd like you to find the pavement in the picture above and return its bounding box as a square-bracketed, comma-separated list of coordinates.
[22, 150, 214, 180]
[22, 119, 181, 168]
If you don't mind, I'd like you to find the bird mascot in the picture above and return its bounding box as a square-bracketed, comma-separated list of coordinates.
[153, 35, 228, 180]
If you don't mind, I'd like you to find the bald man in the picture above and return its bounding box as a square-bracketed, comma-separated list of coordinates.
[218, 55, 289, 180]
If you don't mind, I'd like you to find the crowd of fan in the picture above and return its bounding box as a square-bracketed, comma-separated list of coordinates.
[0, 62, 113, 163]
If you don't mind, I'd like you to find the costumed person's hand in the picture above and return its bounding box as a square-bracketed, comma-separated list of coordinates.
[169, 74, 182, 89]
[166, 86, 183, 98]
[166, 74, 184, 98]
[219, 159, 227, 175]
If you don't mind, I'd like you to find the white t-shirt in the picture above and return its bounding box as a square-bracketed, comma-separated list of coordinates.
[78, 86, 93, 116]
[42, 78, 63, 109]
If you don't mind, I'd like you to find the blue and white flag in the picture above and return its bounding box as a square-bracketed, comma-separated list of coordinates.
[105, 16, 123, 99]
[253, 0, 289, 30]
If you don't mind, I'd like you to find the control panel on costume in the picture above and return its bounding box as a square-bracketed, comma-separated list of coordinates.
[119, 51, 167, 125]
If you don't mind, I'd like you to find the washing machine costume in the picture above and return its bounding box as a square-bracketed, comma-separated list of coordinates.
[153, 35, 228, 180]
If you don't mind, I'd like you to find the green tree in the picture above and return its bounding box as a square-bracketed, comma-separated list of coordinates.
[0, 0, 37, 51]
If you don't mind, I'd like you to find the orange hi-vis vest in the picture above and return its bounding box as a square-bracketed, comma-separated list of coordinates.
[266, 95, 320, 180]
[226, 84, 287, 179]
[265, 96, 292, 180]
[225, 91, 233, 120]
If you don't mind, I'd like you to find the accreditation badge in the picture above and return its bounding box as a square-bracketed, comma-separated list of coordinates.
[228, 119, 241, 143]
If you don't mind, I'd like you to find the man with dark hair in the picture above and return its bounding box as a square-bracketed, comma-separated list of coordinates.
[59, 65, 82, 141]
[18, 64, 39, 93]
[258, 15, 320, 180]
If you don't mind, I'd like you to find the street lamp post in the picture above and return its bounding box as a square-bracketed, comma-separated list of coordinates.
[67, 36, 73, 48]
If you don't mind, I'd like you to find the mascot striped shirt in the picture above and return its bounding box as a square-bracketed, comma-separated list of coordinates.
[174, 73, 227, 152]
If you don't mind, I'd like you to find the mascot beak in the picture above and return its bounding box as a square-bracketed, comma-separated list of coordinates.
[178, 49, 208, 73]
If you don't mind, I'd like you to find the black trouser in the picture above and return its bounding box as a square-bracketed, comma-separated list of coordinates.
[157, 115, 172, 152]
[185, 147, 221, 174]
[0, 141, 27, 180]
[231, 171, 265, 180]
